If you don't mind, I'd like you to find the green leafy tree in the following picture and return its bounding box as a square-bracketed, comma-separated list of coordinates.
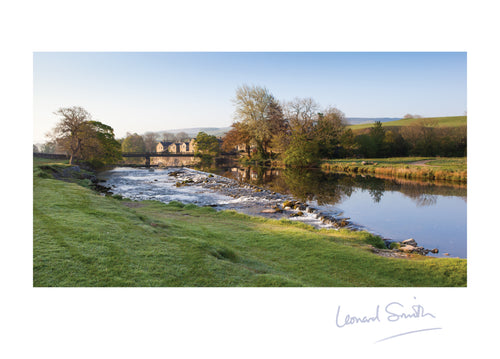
[369, 121, 386, 157]
[314, 107, 346, 158]
[194, 132, 220, 156]
[81, 121, 122, 167]
[356, 134, 376, 158]
[122, 133, 146, 153]
[339, 128, 358, 157]
[283, 131, 320, 167]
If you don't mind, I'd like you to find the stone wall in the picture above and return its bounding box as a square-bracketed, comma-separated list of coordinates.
[150, 156, 200, 167]
[33, 153, 69, 159]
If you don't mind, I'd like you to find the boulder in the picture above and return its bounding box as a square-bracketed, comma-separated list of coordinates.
[282, 200, 296, 208]
[261, 208, 277, 214]
[402, 238, 417, 247]
[400, 245, 416, 253]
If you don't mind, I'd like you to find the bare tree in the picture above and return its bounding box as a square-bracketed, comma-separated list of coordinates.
[283, 97, 320, 135]
[48, 106, 92, 164]
[175, 131, 190, 142]
[40, 141, 56, 154]
[232, 84, 276, 157]
[143, 132, 159, 152]
[162, 132, 176, 142]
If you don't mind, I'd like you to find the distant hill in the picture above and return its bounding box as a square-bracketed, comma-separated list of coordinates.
[154, 119, 399, 138]
[151, 127, 232, 138]
[348, 116, 467, 131]
[345, 117, 401, 125]
[146, 116, 465, 139]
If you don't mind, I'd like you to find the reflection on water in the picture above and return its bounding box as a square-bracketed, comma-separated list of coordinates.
[206, 165, 467, 258]
[212, 166, 466, 208]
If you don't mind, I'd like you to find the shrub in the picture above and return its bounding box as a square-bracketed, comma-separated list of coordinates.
[364, 234, 386, 249]
[389, 242, 401, 250]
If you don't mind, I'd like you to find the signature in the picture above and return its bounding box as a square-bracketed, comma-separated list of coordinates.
[335, 298, 441, 343]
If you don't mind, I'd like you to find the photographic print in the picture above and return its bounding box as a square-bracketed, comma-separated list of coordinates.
[33, 52, 467, 287]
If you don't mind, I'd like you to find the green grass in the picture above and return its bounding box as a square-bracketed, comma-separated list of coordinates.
[322, 157, 467, 182]
[348, 116, 467, 131]
[33, 161, 467, 287]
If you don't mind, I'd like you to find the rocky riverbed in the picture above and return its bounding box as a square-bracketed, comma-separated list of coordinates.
[167, 167, 357, 230]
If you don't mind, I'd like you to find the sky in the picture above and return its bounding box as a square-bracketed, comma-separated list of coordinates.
[33, 52, 467, 144]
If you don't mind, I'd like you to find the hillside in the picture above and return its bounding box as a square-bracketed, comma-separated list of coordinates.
[153, 127, 231, 138]
[345, 117, 401, 125]
[348, 116, 467, 131]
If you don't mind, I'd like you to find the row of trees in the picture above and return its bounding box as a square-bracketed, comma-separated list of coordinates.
[222, 85, 466, 166]
[222, 85, 355, 166]
[43, 106, 221, 167]
[120, 131, 192, 153]
[356, 120, 467, 158]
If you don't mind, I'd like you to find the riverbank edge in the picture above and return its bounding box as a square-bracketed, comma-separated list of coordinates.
[226, 155, 466, 183]
[320, 158, 467, 183]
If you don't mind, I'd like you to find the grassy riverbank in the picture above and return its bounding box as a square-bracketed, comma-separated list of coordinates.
[33, 159, 467, 287]
[321, 157, 467, 183]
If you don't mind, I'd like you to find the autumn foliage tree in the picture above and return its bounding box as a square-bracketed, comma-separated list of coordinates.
[221, 123, 252, 155]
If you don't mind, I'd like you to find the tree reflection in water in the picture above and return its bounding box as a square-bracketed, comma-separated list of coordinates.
[208, 165, 466, 207]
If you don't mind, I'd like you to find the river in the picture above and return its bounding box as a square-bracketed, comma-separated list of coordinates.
[98, 165, 467, 258]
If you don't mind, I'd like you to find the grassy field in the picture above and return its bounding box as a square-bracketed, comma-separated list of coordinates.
[322, 157, 467, 182]
[348, 116, 467, 131]
[33, 159, 467, 287]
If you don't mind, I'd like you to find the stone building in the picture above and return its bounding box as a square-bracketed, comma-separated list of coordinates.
[156, 139, 196, 154]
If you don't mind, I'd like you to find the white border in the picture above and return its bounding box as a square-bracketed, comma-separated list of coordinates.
[2, 0, 498, 357]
